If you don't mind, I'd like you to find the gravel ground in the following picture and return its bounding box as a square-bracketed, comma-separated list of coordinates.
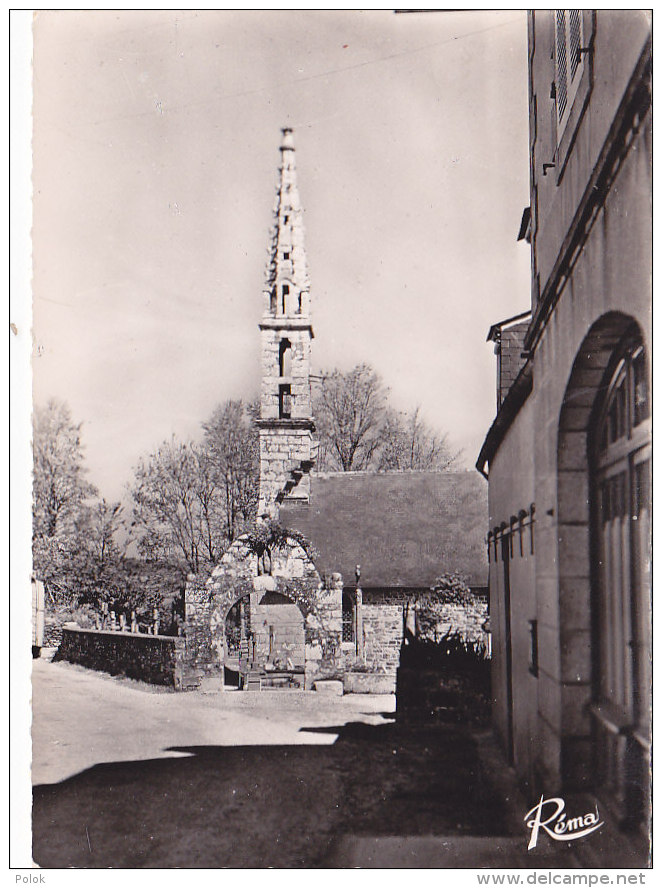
[31, 657, 394, 786]
[31, 656, 523, 868]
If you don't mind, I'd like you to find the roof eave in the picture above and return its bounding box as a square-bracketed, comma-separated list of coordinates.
[476, 359, 533, 478]
[486, 310, 533, 342]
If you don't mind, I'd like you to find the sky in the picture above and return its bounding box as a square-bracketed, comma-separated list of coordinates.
[30, 9, 532, 502]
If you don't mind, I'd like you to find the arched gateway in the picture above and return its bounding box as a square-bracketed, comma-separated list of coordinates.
[185, 530, 343, 691]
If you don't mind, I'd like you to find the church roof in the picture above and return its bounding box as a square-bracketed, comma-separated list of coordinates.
[279, 470, 488, 589]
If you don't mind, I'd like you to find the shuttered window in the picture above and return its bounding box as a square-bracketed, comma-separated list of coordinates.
[569, 10, 582, 78]
[554, 9, 585, 139]
[555, 11, 568, 121]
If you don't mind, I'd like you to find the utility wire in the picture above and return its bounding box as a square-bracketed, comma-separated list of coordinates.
[85, 14, 521, 128]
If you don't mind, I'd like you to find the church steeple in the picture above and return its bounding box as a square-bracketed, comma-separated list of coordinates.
[263, 127, 311, 321]
[257, 129, 315, 517]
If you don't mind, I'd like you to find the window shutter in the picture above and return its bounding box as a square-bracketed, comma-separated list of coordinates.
[569, 9, 581, 80]
[555, 10, 568, 122]
[554, 9, 585, 140]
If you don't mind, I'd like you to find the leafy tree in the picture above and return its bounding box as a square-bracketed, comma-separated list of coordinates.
[313, 363, 387, 471]
[378, 406, 462, 471]
[32, 399, 99, 604]
[32, 400, 181, 624]
[32, 399, 98, 541]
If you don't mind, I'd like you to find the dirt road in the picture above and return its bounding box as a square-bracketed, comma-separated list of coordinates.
[31, 657, 571, 868]
[31, 657, 393, 786]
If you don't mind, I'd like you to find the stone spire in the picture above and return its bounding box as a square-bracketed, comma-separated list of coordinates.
[257, 129, 315, 517]
[263, 127, 310, 320]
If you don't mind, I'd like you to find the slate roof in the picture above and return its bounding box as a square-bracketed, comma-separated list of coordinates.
[279, 470, 488, 589]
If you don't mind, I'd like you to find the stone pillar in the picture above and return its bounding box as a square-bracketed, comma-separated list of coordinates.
[304, 572, 343, 689]
[355, 587, 364, 661]
[405, 601, 417, 638]
[182, 575, 222, 691]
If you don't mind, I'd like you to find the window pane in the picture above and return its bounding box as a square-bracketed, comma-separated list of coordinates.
[634, 460, 650, 519]
[633, 349, 649, 425]
[342, 594, 354, 642]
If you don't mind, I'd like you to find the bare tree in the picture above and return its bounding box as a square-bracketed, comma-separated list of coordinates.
[129, 438, 226, 574]
[378, 406, 462, 471]
[202, 399, 259, 543]
[313, 363, 387, 471]
[313, 366, 460, 473]
[129, 400, 259, 574]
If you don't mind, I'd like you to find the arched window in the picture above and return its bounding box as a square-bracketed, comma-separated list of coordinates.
[281, 284, 289, 314]
[279, 338, 292, 377]
[592, 332, 650, 830]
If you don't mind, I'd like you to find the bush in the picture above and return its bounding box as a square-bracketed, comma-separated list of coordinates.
[400, 631, 490, 694]
[43, 602, 97, 647]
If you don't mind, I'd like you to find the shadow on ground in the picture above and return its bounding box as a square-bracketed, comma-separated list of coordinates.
[33, 719, 514, 868]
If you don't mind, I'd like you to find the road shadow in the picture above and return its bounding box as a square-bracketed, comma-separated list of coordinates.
[33, 719, 513, 868]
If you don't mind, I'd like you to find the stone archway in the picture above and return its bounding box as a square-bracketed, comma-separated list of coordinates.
[556, 311, 649, 791]
[184, 530, 343, 690]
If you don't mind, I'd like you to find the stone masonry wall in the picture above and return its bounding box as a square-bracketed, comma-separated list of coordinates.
[362, 604, 403, 675]
[259, 426, 313, 510]
[252, 598, 305, 668]
[498, 321, 530, 407]
[55, 627, 186, 688]
[184, 579, 228, 690]
[260, 328, 312, 421]
[431, 599, 488, 645]
[341, 589, 488, 695]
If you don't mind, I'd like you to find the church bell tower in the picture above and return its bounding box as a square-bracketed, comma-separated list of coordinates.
[257, 128, 315, 516]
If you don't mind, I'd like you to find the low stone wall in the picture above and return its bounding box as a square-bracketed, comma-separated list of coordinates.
[432, 598, 489, 645]
[342, 672, 396, 694]
[55, 627, 187, 689]
[362, 603, 403, 674]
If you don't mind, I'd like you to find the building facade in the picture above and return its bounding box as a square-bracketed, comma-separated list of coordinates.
[184, 129, 489, 693]
[477, 11, 651, 864]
